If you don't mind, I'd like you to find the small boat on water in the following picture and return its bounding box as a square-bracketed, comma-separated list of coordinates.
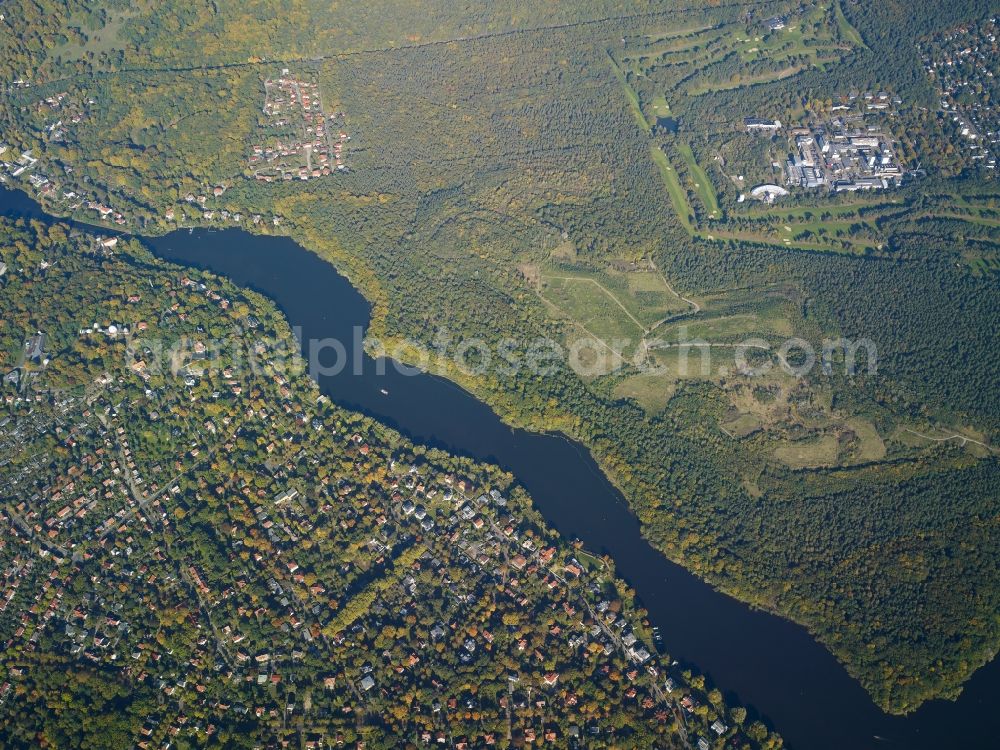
[379, 388, 389, 395]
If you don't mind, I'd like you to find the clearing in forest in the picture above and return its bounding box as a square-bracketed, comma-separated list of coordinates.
[618, 2, 862, 102]
[677, 142, 721, 220]
[537, 263, 694, 360]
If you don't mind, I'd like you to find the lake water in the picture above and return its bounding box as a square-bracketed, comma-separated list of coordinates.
[3, 185, 997, 749]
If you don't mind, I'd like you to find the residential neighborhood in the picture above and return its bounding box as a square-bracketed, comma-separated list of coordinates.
[249, 70, 351, 182]
[920, 16, 999, 173]
[0, 222, 771, 749]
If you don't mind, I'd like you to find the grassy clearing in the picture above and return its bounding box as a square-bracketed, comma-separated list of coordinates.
[538, 275, 645, 359]
[737, 12, 828, 65]
[629, 3, 854, 96]
[741, 196, 996, 251]
[687, 62, 827, 96]
[677, 142, 721, 220]
[611, 267, 692, 325]
[613, 372, 677, 414]
[834, 0, 867, 48]
[607, 50, 651, 130]
[650, 94, 672, 118]
[657, 313, 791, 343]
[642, 24, 720, 44]
[650, 145, 694, 232]
[785, 219, 882, 249]
[744, 199, 904, 221]
[55, 7, 137, 63]
[908, 192, 1000, 231]
[969, 256, 1000, 275]
[624, 26, 728, 72]
[613, 346, 725, 413]
[845, 418, 887, 463]
[925, 212, 1000, 229]
[539, 276, 643, 335]
[774, 434, 841, 469]
[890, 425, 994, 458]
[538, 264, 691, 351]
[706, 226, 873, 255]
[721, 413, 763, 438]
[787, 219, 876, 233]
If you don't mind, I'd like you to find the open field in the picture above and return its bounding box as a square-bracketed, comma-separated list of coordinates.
[736, 195, 1000, 255]
[741, 191, 998, 229]
[687, 62, 837, 96]
[720, 412, 763, 438]
[537, 262, 695, 361]
[891, 425, 996, 458]
[774, 434, 841, 469]
[657, 312, 793, 342]
[650, 145, 694, 232]
[621, 26, 729, 78]
[845, 418, 887, 463]
[834, 0, 867, 48]
[703, 224, 875, 255]
[539, 275, 645, 359]
[920, 212, 1000, 229]
[742, 199, 906, 221]
[613, 372, 678, 414]
[607, 50, 651, 130]
[618, 2, 862, 101]
[650, 94, 672, 119]
[613, 346, 728, 413]
[609, 266, 693, 326]
[783, 219, 882, 247]
[677, 142, 721, 220]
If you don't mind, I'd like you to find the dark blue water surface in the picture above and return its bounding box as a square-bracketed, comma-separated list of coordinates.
[3, 185, 997, 750]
